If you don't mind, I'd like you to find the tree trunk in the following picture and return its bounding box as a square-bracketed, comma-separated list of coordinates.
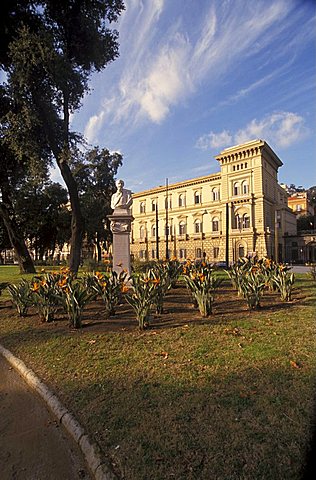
[0, 203, 36, 274]
[58, 159, 84, 273]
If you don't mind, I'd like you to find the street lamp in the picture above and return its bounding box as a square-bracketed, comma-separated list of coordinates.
[201, 210, 208, 260]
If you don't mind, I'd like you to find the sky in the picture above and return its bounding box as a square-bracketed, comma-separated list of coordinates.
[57, 0, 315, 192]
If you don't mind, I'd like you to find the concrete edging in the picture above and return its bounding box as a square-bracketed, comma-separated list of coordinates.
[0, 343, 117, 480]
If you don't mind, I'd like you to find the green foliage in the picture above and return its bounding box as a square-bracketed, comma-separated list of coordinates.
[147, 263, 172, 314]
[125, 273, 159, 330]
[272, 270, 295, 302]
[7, 279, 33, 316]
[31, 273, 63, 322]
[0, 282, 10, 296]
[183, 262, 221, 317]
[87, 270, 127, 318]
[58, 279, 95, 329]
[239, 270, 266, 310]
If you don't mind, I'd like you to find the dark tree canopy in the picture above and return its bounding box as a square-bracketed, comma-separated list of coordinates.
[0, 0, 125, 272]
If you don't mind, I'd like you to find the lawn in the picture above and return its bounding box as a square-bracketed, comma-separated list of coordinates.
[0, 266, 315, 479]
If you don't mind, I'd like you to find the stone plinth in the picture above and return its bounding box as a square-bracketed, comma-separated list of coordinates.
[108, 208, 134, 278]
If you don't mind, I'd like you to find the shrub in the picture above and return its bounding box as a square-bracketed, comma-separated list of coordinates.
[125, 273, 159, 330]
[58, 279, 94, 329]
[183, 263, 221, 317]
[7, 280, 33, 317]
[88, 270, 127, 318]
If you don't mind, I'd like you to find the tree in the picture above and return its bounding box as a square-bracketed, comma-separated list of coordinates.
[14, 182, 70, 261]
[73, 147, 122, 261]
[0, 0, 125, 272]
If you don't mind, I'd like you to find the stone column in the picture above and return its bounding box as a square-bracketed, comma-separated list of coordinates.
[108, 208, 134, 277]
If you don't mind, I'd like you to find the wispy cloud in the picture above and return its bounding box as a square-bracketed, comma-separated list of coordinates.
[84, 111, 105, 144]
[196, 111, 309, 151]
[83, 0, 301, 140]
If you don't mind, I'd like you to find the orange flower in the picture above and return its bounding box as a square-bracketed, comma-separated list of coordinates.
[152, 278, 161, 285]
[121, 284, 129, 293]
[58, 278, 68, 288]
[32, 282, 40, 292]
[199, 274, 205, 282]
[95, 271, 104, 280]
[40, 279, 47, 286]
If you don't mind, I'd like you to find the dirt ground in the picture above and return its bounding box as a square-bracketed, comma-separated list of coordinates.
[1, 283, 301, 335]
[0, 355, 91, 480]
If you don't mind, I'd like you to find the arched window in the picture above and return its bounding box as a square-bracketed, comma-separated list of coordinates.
[194, 220, 202, 233]
[140, 201, 146, 214]
[179, 194, 185, 207]
[233, 214, 242, 230]
[233, 182, 240, 196]
[151, 224, 156, 237]
[140, 225, 145, 239]
[212, 217, 219, 232]
[165, 196, 172, 209]
[194, 191, 201, 204]
[179, 221, 186, 235]
[242, 180, 249, 195]
[212, 188, 219, 201]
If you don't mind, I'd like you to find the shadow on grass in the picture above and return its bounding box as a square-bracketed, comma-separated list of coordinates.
[40, 363, 315, 480]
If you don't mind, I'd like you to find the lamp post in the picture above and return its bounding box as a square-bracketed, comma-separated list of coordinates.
[201, 210, 208, 260]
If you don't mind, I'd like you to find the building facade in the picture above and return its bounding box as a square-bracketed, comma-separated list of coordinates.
[130, 140, 297, 263]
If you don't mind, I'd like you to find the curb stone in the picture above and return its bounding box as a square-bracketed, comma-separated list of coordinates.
[0, 343, 118, 480]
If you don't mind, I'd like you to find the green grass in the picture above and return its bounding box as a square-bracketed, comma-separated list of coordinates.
[0, 268, 315, 479]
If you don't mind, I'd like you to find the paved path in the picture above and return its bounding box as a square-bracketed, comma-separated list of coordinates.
[0, 355, 91, 480]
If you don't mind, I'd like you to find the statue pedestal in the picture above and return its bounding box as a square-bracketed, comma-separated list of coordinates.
[108, 209, 134, 278]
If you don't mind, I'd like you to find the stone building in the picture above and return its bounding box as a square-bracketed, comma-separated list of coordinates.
[130, 139, 297, 264]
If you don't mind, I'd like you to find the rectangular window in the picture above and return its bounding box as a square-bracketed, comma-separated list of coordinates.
[213, 247, 219, 259]
[179, 248, 187, 259]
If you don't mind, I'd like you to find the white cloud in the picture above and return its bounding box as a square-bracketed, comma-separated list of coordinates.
[83, 0, 298, 136]
[196, 130, 233, 150]
[84, 111, 105, 144]
[196, 112, 309, 151]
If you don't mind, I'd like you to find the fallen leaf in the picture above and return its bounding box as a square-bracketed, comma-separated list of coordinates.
[290, 360, 302, 369]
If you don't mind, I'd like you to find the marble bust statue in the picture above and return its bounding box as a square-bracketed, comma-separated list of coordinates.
[111, 179, 133, 211]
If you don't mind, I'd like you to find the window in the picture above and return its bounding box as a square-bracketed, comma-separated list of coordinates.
[140, 225, 145, 239]
[196, 248, 202, 259]
[194, 220, 202, 233]
[151, 225, 156, 238]
[179, 248, 187, 259]
[233, 214, 242, 230]
[179, 221, 186, 235]
[212, 217, 219, 232]
[165, 196, 172, 209]
[140, 202, 146, 214]
[165, 224, 171, 236]
[213, 247, 219, 259]
[233, 182, 240, 196]
[139, 250, 147, 259]
[238, 246, 245, 258]
[212, 188, 219, 201]
[179, 194, 185, 207]
[242, 214, 250, 229]
[242, 180, 249, 195]
[151, 250, 156, 259]
[194, 191, 201, 204]
[151, 200, 156, 212]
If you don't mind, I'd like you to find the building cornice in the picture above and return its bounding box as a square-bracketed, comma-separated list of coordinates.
[215, 139, 283, 168]
[132, 173, 221, 198]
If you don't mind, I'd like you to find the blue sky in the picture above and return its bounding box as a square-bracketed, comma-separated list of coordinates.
[65, 0, 315, 192]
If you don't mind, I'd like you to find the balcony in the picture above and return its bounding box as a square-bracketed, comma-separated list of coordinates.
[193, 232, 205, 240]
[177, 234, 188, 241]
